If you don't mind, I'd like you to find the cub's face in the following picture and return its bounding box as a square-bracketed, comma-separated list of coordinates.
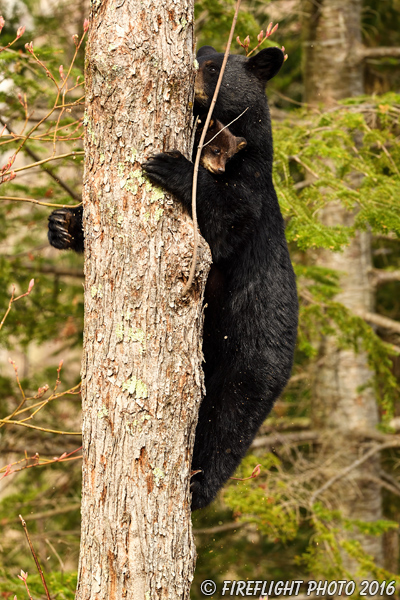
[200, 129, 247, 174]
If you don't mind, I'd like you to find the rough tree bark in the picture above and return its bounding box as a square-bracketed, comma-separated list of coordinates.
[302, 0, 383, 568]
[76, 1, 210, 599]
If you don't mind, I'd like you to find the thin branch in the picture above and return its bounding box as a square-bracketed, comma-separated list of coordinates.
[193, 521, 248, 535]
[310, 440, 400, 506]
[359, 46, 400, 60]
[45, 538, 65, 574]
[356, 310, 400, 336]
[12, 384, 81, 418]
[202, 107, 249, 147]
[379, 469, 400, 494]
[0, 117, 82, 202]
[0, 195, 82, 208]
[182, 0, 242, 295]
[20, 516, 52, 600]
[362, 475, 400, 498]
[251, 430, 320, 450]
[0, 419, 81, 435]
[12, 151, 84, 174]
[261, 416, 311, 433]
[369, 268, 400, 287]
[19, 263, 84, 278]
[0, 280, 34, 333]
[7, 505, 80, 525]
[287, 371, 310, 385]
[0, 445, 78, 455]
[290, 155, 320, 180]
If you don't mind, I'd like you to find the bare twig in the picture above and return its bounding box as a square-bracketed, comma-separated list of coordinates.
[0, 195, 82, 208]
[0, 279, 34, 332]
[310, 440, 400, 506]
[19, 515, 52, 600]
[19, 263, 84, 278]
[0, 117, 82, 201]
[230, 462, 261, 480]
[202, 107, 249, 147]
[1, 447, 83, 479]
[182, 0, 242, 295]
[45, 538, 66, 574]
[356, 310, 400, 336]
[0, 419, 81, 435]
[8, 505, 80, 525]
[193, 521, 248, 535]
[369, 268, 400, 287]
[251, 430, 320, 450]
[358, 46, 400, 60]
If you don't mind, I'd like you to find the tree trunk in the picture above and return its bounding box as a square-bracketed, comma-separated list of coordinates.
[302, 0, 384, 569]
[76, 1, 210, 599]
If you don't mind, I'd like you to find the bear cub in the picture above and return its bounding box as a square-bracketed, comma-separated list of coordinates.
[196, 119, 247, 175]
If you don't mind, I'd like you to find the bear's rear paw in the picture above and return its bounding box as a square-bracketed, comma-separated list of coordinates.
[48, 206, 83, 252]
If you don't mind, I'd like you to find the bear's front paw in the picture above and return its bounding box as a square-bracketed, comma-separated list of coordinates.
[142, 151, 184, 188]
[48, 206, 84, 253]
[142, 152, 194, 202]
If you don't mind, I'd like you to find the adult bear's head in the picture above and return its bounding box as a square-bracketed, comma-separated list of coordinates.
[194, 45, 285, 120]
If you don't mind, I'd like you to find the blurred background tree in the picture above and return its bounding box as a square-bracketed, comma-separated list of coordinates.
[1, 0, 400, 597]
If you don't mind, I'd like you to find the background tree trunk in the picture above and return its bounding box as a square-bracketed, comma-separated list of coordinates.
[76, 1, 210, 599]
[302, 0, 384, 568]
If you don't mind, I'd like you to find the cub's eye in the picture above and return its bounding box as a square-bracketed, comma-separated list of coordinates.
[212, 148, 221, 156]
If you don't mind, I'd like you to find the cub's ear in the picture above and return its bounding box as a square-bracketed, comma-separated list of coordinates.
[235, 137, 247, 153]
[246, 47, 284, 82]
[197, 46, 217, 58]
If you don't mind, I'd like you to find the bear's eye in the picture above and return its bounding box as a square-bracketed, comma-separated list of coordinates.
[212, 148, 221, 155]
[206, 63, 218, 74]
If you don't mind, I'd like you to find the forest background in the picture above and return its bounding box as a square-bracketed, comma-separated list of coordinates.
[1, 0, 400, 597]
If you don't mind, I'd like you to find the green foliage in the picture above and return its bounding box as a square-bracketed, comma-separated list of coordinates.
[0, 569, 77, 600]
[195, 0, 261, 52]
[274, 94, 400, 249]
[224, 455, 299, 543]
[298, 505, 400, 582]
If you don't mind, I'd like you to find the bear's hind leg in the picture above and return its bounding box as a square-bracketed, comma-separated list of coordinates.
[191, 370, 272, 510]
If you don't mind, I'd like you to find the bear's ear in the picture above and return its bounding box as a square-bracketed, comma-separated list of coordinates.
[235, 137, 247, 153]
[197, 46, 217, 58]
[246, 47, 284, 82]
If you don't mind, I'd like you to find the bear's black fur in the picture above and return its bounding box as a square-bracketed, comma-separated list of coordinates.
[143, 46, 298, 510]
[47, 46, 298, 511]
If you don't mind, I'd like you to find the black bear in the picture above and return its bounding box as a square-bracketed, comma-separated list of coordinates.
[143, 46, 298, 510]
[47, 45, 298, 511]
[195, 119, 247, 174]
